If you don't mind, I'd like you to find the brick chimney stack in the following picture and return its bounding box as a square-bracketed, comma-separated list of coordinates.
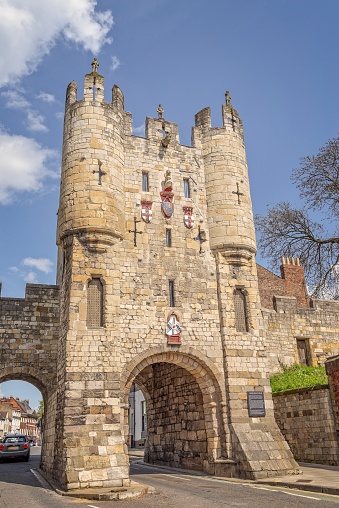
[280, 257, 309, 307]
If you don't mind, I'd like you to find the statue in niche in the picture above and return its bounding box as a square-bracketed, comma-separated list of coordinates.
[163, 170, 173, 190]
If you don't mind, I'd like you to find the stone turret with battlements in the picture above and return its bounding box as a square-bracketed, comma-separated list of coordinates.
[57, 59, 128, 262]
[193, 90, 255, 257]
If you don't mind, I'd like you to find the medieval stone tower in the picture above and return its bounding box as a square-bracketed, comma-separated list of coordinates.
[52, 60, 298, 490]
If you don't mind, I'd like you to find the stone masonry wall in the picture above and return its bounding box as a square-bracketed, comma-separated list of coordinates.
[0, 284, 60, 476]
[263, 298, 339, 373]
[0, 285, 60, 382]
[144, 363, 207, 471]
[326, 355, 339, 437]
[273, 386, 339, 465]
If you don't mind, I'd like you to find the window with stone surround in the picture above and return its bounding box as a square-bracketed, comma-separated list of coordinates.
[169, 280, 175, 307]
[183, 178, 190, 198]
[142, 172, 149, 192]
[234, 288, 248, 332]
[166, 229, 172, 247]
[87, 277, 103, 328]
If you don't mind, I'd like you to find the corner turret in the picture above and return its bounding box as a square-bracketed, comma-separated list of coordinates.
[193, 92, 256, 260]
[57, 60, 127, 264]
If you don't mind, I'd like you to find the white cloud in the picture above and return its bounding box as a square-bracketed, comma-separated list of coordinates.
[22, 258, 53, 274]
[26, 110, 48, 132]
[55, 112, 64, 120]
[9, 265, 38, 283]
[133, 124, 145, 135]
[24, 271, 39, 283]
[2, 89, 48, 132]
[9, 260, 52, 284]
[37, 92, 55, 103]
[110, 55, 120, 71]
[1, 90, 29, 109]
[0, 0, 114, 87]
[0, 131, 58, 204]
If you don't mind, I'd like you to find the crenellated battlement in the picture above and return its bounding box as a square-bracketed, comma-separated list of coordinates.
[193, 91, 244, 140]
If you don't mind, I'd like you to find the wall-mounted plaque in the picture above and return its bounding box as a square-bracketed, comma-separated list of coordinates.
[247, 391, 266, 417]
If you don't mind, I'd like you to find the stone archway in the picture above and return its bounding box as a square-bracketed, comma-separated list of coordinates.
[122, 348, 228, 474]
[0, 368, 57, 477]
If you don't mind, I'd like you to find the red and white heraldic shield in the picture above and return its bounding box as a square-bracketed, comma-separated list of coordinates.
[141, 200, 152, 223]
[183, 206, 194, 229]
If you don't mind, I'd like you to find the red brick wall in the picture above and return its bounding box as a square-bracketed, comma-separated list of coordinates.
[257, 263, 310, 309]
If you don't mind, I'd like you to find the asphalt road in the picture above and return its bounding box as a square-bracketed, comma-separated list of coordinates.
[0, 449, 339, 508]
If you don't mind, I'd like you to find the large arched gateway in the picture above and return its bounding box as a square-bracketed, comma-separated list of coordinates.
[122, 349, 228, 474]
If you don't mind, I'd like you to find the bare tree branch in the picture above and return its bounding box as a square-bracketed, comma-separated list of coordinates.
[256, 135, 339, 298]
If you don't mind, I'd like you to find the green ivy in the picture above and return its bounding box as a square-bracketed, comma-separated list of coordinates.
[270, 363, 328, 393]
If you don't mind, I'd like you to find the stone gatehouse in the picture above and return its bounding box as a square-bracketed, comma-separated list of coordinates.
[1, 61, 338, 492]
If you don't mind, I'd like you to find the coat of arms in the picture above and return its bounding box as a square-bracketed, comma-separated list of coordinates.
[183, 206, 194, 229]
[166, 313, 182, 343]
[141, 200, 152, 223]
[160, 170, 174, 218]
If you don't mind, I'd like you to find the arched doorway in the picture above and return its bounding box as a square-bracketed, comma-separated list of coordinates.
[122, 348, 227, 474]
[0, 379, 42, 442]
[0, 370, 56, 476]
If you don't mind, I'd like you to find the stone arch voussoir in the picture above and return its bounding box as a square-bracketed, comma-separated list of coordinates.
[0, 366, 51, 401]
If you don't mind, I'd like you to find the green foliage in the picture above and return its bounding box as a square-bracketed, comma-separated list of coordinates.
[270, 363, 328, 393]
[37, 399, 44, 417]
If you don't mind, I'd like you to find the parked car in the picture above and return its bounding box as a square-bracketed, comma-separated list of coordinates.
[0, 434, 30, 461]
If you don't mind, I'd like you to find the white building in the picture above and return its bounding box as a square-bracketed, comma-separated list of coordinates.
[0, 411, 9, 437]
[128, 384, 146, 448]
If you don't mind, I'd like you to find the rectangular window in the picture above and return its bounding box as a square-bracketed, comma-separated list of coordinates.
[169, 280, 175, 307]
[297, 339, 310, 366]
[166, 229, 172, 247]
[142, 172, 149, 192]
[87, 277, 103, 328]
[184, 178, 190, 198]
[234, 288, 248, 332]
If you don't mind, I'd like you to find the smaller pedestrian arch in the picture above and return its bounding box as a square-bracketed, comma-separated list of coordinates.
[122, 347, 228, 473]
[0, 368, 57, 477]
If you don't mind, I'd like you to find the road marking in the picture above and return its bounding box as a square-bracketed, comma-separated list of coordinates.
[248, 483, 320, 501]
[250, 486, 279, 492]
[30, 468, 52, 490]
[157, 474, 191, 481]
[88, 505, 100, 508]
[283, 491, 320, 500]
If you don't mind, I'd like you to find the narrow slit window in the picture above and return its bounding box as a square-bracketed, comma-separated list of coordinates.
[234, 289, 248, 332]
[169, 280, 175, 307]
[142, 172, 149, 192]
[166, 229, 172, 247]
[61, 251, 66, 280]
[184, 178, 190, 198]
[87, 277, 103, 328]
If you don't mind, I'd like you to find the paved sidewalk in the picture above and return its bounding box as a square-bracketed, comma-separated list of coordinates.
[129, 450, 339, 496]
[257, 462, 339, 496]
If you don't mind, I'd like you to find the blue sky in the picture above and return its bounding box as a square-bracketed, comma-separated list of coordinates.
[0, 0, 338, 407]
